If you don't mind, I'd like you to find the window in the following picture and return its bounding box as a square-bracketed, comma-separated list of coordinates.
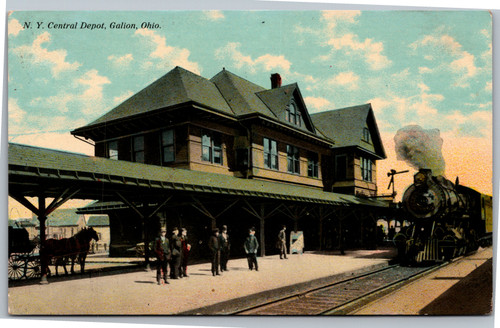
[161, 129, 175, 164]
[286, 145, 300, 174]
[263, 138, 278, 170]
[108, 140, 118, 160]
[285, 100, 302, 127]
[362, 127, 371, 143]
[202, 130, 223, 165]
[132, 136, 145, 163]
[307, 152, 319, 178]
[335, 155, 347, 180]
[361, 157, 372, 182]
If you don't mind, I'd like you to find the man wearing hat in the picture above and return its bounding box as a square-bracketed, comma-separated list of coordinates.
[219, 225, 230, 272]
[169, 227, 182, 279]
[179, 228, 191, 278]
[277, 225, 288, 259]
[244, 227, 259, 271]
[208, 228, 221, 276]
[154, 227, 170, 285]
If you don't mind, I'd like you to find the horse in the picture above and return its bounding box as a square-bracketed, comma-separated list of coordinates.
[42, 227, 99, 276]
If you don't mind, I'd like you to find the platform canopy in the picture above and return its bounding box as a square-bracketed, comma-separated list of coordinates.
[8, 143, 389, 209]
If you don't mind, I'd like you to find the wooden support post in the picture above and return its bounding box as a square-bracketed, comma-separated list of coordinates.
[38, 195, 49, 284]
[260, 205, 266, 257]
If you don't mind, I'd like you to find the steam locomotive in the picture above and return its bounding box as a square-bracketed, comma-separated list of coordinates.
[395, 169, 492, 264]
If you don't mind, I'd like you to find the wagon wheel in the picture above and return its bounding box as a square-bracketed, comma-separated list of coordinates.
[26, 256, 41, 279]
[8, 255, 27, 280]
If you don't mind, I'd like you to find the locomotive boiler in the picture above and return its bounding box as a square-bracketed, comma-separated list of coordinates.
[395, 169, 492, 264]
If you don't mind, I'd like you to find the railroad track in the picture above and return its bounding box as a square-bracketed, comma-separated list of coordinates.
[233, 263, 444, 315]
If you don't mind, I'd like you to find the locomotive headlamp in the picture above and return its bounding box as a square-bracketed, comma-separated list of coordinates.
[414, 172, 427, 186]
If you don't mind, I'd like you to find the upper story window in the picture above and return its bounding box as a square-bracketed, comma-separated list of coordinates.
[161, 129, 175, 164]
[107, 140, 118, 160]
[263, 138, 278, 170]
[361, 156, 373, 182]
[362, 127, 371, 143]
[286, 144, 300, 174]
[307, 152, 319, 178]
[202, 130, 223, 165]
[132, 135, 145, 163]
[335, 154, 347, 181]
[285, 100, 302, 127]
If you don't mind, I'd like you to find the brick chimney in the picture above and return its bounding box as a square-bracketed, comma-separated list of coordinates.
[270, 73, 282, 89]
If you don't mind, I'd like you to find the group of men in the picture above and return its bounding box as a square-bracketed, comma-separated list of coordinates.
[154, 224, 288, 285]
[154, 227, 190, 285]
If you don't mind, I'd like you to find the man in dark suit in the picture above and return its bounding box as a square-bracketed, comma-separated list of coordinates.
[179, 228, 191, 277]
[219, 225, 230, 272]
[244, 227, 259, 271]
[208, 228, 221, 276]
[169, 227, 182, 279]
[154, 227, 170, 285]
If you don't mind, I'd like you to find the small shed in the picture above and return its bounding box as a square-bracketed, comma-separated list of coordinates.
[42, 208, 86, 240]
[86, 215, 110, 253]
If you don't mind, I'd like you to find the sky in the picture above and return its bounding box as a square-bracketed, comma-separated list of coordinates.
[7, 10, 492, 218]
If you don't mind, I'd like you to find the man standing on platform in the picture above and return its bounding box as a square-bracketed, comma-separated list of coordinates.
[208, 228, 221, 276]
[278, 225, 288, 259]
[244, 227, 259, 271]
[219, 225, 230, 272]
[179, 228, 191, 278]
[154, 227, 170, 285]
[169, 227, 182, 279]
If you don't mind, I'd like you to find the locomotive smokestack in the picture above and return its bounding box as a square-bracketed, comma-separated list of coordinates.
[394, 125, 446, 176]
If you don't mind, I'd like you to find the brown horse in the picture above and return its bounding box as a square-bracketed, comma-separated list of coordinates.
[42, 227, 99, 276]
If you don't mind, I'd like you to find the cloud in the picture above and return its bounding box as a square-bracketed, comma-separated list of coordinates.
[215, 42, 292, 74]
[10, 132, 94, 156]
[77, 69, 111, 114]
[410, 33, 479, 87]
[108, 53, 134, 67]
[12, 32, 81, 77]
[204, 10, 225, 21]
[418, 66, 433, 74]
[134, 29, 200, 74]
[326, 71, 359, 89]
[444, 110, 492, 138]
[321, 10, 361, 30]
[8, 18, 24, 36]
[27, 69, 110, 116]
[113, 91, 134, 105]
[8, 98, 26, 124]
[326, 33, 391, 70]
[304, 97, 332, 113]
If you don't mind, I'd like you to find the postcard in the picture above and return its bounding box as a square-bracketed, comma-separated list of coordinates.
[7, 10, 493, 318]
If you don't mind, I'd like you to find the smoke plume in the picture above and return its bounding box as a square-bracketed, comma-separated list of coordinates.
[394, 125, 446, 176]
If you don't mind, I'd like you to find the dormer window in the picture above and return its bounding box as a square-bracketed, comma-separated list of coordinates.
[285, 100, 301, 127]
[362, 127, 371, 143]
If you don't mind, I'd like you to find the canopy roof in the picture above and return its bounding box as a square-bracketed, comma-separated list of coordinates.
[9, 143, 388, 209]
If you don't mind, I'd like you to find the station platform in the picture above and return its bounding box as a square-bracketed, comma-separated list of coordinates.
[9, 246, 492, 316]
[8, 248, 396, 315]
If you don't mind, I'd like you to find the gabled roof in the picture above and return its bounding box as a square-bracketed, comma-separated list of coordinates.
[310, 104, 386, 159]
[44, 208, 83, 227]
[256, 83, 316, 133]
[210, 69, 275, 117]
[9, 218, 37, 228]
[87, 215, 109, 227]
[83, 66, 234, 127]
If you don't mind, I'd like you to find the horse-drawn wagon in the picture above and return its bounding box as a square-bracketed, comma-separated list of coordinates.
[8, 226, 41, 280]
